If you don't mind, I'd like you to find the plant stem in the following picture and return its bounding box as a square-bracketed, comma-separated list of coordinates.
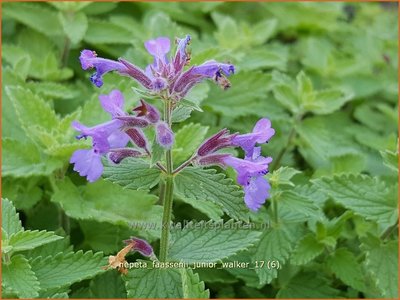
[159, 100, 174, 262]
[272, 196, 279, 224]
[173, 155, 196, 175]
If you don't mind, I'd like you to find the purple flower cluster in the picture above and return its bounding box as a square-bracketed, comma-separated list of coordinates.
[79, 35, 234, 100]
[70, 90, 172, 182]
[195, 118, 275, 211]
[72, 34, 275, 212]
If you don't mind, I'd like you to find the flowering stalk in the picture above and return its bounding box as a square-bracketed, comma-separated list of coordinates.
[159, 99, 174, 262]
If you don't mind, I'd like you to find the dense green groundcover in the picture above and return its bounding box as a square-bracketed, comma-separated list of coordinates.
[1, 1, 398, 299]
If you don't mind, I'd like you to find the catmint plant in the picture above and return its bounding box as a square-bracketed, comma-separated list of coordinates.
[71, 35, 275, 262]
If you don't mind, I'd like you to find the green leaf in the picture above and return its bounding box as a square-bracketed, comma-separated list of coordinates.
[168, 220, 261, 263]
[1, 198, 23, 237]
[312, 174, 398, 229]
[291, 233, 325, 265]
[277, 272, 340, 298]
[177, 196, 224, 221]
[180, 269, 209, 298]
[253, 224, 298, 284]
[364, 240, 398, 298]
[2, 254, 40, 298]
[89, 271, 127, 298]
[124, 268, 183, 298]
[7, 86, 59, 131]
[30, 250, 106, 290]
[305, 89, 353, 115]
[8, 230, 63, 252]
[2, 138, 63, 177]
[102, 159, 161, 190]
[268, 167, 301, 187]
[326, 248, 366, 291]
[26, 82, 78, 100]
[58, 11, 88, 44]
[51, 178, 162, 227]
[278, 191, 320, 222]
[3, 3, 63, 36]
[172, 123, 208, 165]
[151, 136, 165, 166]
[381, 149, 398, 172]
[204, 71, 274, 118]
[85, 19, 133, 44]
[174, 167, 249, 221]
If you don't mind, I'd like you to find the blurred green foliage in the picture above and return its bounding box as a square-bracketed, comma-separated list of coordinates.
[2, 2, 398, 299]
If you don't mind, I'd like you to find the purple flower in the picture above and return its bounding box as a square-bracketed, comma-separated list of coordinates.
[223, 150, 272, 212]
[145, 37, 171, 69]
[244, 176, 271, 211]
[123, 237, 155, 258]
[70, 119, 130, 182]
[132, 99, 161, 123]
[156, 121, 174, 149]
[197, 128, 237, 156]
[125, 128, 149, 152]
[99, 90, 125, 118]
[173, 34, 191, 72]
[80, 36, 236, 100]
[233, 118, 275, 157]
[223, 154, 272, 186]
[70, 149, 103, 182]
[79, 50, 127, 87]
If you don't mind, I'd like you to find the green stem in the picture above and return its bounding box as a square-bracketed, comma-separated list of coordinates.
[159, 100, 174, 262]
[159, 176, 174, 261]
[272, 196, 279, 224]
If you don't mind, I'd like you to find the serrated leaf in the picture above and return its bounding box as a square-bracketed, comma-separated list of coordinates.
[277, 272, 340, 298]
[8, 230, 63, 252]
[124, 268, 183, 298]
[381, 149, 398, 172]
[169, 220, 261, 263]
[174, 167, 249, 221]
[326, 248, 366, 291]
[291, 233, 324, 265]
[180, 268, 209, 298]
[204, 71, 274, 118]
[172, 123, 208, 165]
[102, 159, 161, 190]
[312, 174, 398, 229]
[305, 89, 353, 115]
[253, 224, 298, 284]
[278, 191, 320, 222]
[51, 178, 162, 227]
[85, 19, 133, 44]
[7, 86, 59, 130]
[26, 82, 78, 99]
[30, 250, 106, 290]
[2, 138, 63, 177]
[1, 198, 23, 236]
[58, 11, 88, 44]
[3, 3, 63, 36]
[268, 167, 301, 187]
[89, 271, 127, 298]
[2, 254, 40, 298]
[178, 196, 224, 221]
[364, 240, 398, 298]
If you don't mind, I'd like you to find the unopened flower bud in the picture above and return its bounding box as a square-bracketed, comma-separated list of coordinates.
[123, 237, 155, 259]
[125, 128, 148, 150]
[108, 148, 144, 164]
[133, 99, 161, 123]
[156, 121, 174, 149]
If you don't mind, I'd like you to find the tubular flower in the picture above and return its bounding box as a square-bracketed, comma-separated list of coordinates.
[80, 35, 235, 100]
[70, 90, 152, 181]
[194, 118, 275, 211]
